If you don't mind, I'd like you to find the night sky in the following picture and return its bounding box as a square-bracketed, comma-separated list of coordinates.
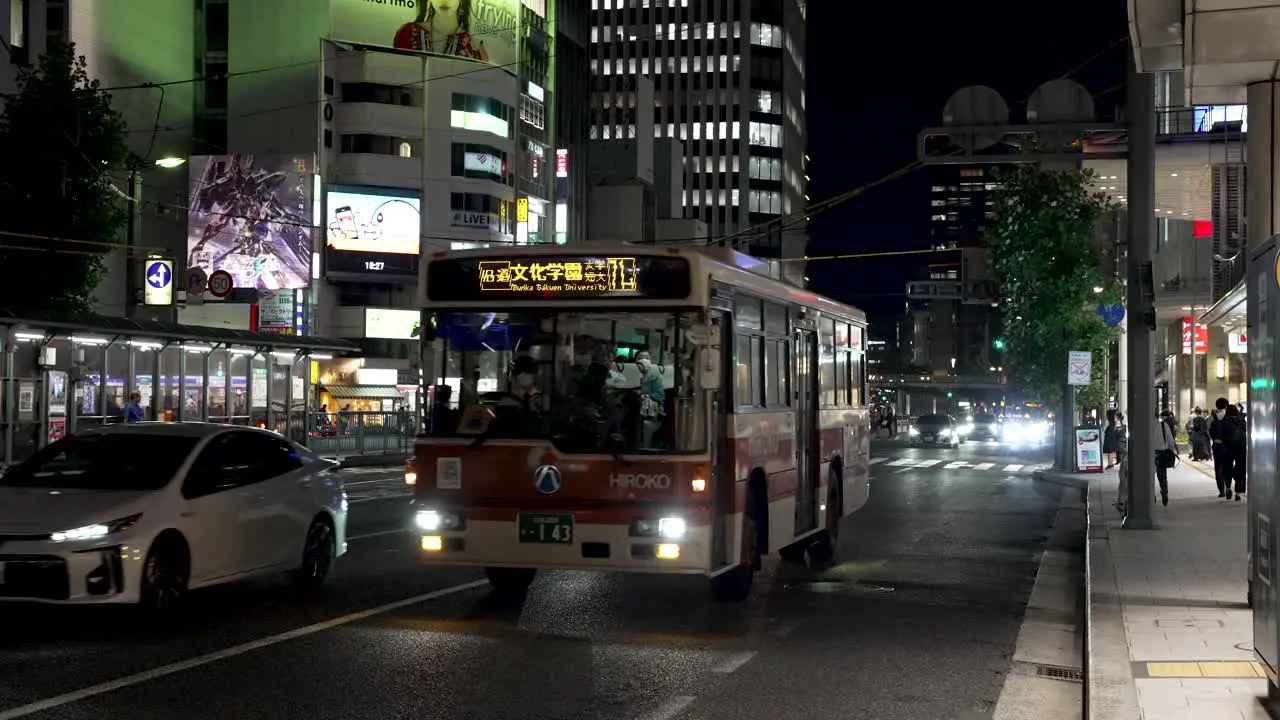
[806, 0, 1130, 332]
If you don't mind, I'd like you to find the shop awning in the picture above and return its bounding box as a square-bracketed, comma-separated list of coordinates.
[321, 385, 405, 399]
[1198, 278, 1247, 331]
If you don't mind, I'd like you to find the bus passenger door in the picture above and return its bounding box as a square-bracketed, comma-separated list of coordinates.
[708, 311, 733, 568]
[793, 329, 819, 534]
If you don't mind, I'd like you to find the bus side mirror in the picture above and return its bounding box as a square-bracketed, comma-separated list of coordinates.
[698, 348, 721, 391]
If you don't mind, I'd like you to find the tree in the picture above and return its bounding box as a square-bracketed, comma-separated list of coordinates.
[0, 42, 130, 315]
[987, 166, 1122, 411]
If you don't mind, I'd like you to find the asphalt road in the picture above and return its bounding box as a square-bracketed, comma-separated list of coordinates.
[0, 441, 1063, 720]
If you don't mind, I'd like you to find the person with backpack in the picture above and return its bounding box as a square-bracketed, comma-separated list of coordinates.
[1223, 404, 1247, 501]
[1153, 410, 1178, 507]
[1209, 397, 1235, 499]
[1187, 407, 1211, 460]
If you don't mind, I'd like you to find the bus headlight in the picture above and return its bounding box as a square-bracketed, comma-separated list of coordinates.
[658, 517, 687, 539]
[908, 427, 919, 436]
[415, 510, 464, 532]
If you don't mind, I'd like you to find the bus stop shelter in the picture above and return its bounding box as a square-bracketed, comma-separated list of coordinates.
[0, 310, 359, 466]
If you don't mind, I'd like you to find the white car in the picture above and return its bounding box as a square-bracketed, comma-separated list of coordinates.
[0, 423, 348, 609]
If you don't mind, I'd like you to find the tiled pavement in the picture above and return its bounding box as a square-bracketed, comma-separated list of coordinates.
[1084, 458, 1273, 720]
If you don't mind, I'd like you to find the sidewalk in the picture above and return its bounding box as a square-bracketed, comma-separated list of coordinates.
[1080, 459, 1270, 720]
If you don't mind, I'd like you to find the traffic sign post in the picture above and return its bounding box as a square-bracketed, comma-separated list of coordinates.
[207, 269, 234, 298]
[143, 259, 173, 306]
[1067, 350, 1093, 386]
[186, 267, 208, 306]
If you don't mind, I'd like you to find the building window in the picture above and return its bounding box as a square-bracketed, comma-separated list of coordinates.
[749, 156, 782, 181]
[342, 83, 419, 106]
[451, 144, 508, 183]
[749, 22, 782, 48]
[749, 190, 782, 214]
[520, 95, 545, 130]
[451, 93, 512, 139]
[748, 122, 782, 148]
[752, 90, 781, 115]
[340, 134, 418, 156]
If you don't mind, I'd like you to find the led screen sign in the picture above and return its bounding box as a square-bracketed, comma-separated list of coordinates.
[325, 188, 420, 276]
[426, 256, 692, 301]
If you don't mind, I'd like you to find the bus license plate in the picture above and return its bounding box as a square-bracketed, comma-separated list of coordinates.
[518, 514, 574, 544]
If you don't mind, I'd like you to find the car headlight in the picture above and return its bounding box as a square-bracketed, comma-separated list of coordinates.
[50, 514, 141, 543]
[960, 424, 974, 435]
[939, 428, 952, 437]
[908, 427, 919, 436]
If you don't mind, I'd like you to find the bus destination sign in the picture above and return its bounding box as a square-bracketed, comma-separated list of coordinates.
[478, 257, 639, 295]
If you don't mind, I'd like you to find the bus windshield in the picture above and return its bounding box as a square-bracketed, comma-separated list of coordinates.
[424, 310, 706, 455]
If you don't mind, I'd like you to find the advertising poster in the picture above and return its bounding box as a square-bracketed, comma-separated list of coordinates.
[186, 155, 313, 290]
[329, 0, 521, 71]
[327, 190, 421, 255]
[1075, 427, 1103, 473]
[257, 290, 296, 333]
[46, 371, 68, 416]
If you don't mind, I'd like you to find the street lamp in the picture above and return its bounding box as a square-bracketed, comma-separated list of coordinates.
[125, 156, 187, 318]
[154, 156, 186, 169]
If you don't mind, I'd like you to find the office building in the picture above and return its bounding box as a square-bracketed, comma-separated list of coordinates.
[588, 0, 808, 281]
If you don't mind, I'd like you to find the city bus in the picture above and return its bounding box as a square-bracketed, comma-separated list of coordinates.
[407, 244, 871, 601]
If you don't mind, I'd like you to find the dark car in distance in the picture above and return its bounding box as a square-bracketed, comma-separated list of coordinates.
[908, 414, 961, 448]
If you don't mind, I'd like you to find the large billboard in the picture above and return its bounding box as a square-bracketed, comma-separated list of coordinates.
[329, 0, 520, 71]
[186, 155, 313, 290]
[326, 188, 421, 276]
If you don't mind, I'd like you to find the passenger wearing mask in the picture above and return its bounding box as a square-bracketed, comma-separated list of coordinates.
[1153, 411, 1178, 507]
[1223, 404, 1248, 501]
[1187, 407, 1211, 461]
[499, 355, 542, 412]
[1208, 397, 1234, 499]
[634, 351, 665, 449]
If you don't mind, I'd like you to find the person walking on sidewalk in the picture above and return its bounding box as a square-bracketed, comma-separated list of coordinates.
[1222, 403, 1248, 501]
[1102, 409, 1118, 469]
[1209, 397, 1234, 498]
[1153, 411, 1179, 507]
[1114, 411, 1130, 514]
[1187, 407, 1211, 460]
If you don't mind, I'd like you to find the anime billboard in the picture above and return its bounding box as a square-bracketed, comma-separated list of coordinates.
[185, 155, 313, 290]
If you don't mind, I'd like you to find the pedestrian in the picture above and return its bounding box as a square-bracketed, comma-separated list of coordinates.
[1187, 407, 1211, 460]
[1153, 411, 1178, 507]
[1209, 397, 1234, 499]
[1102, 409, 1118, 469]
[1114, 411, 1130, 514]
[121, 392, 144, 423]
[1223, 403, 1248, 501]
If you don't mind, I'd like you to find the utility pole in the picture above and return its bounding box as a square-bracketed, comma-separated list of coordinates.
[1123, 61, 1158, 530]
[124, 168, 142, 320]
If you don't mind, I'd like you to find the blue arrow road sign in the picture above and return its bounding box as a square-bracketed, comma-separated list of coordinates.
[146, 261, 171, 289]
[1097, 303, 1125, 327]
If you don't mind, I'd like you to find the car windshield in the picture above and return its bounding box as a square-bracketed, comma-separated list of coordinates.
[917, 414, 951, 425]
[424, 310, 706, 454]
[973, 413, 997, 424]
[0, 433, 199, 491]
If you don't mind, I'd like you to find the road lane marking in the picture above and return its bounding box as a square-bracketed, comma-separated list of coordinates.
[943, 461, 970, 470]
[887, 459, 916, 467]
[913, 459, 941, 468]
[636, 696, 696, 720]
[1002, 464, 1023, 472]
[347, 529, 407, 541]
[0, 580, 489, 720]
[868, 457, 888, 465]
[710, 650, 757, 674]
[973, 463, 995, 471]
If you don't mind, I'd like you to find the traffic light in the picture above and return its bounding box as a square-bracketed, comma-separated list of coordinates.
[993, 337, 1006, 351]
[946, 391, 954, 398]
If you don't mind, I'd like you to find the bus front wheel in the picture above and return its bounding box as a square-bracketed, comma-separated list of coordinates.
[711, 499, 760, 602]
[808, 468, 842, 565]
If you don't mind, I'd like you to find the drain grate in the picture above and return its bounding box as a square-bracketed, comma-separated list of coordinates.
[1012, 661, 1084, 683]
[1033, 663, 1085, 683]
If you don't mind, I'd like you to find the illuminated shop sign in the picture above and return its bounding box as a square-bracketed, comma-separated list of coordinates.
[426, 256, 692, 301]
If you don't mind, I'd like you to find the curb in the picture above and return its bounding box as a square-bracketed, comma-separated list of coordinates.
[1082, 474, 1142, 720]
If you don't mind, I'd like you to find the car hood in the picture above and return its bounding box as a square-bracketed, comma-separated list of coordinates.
[915, 423, 950, 430]
[0, 486, 154, 534]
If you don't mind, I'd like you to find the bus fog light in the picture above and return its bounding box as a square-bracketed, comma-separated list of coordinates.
[658, 517, 686, 539]
[656, 543, 680, 560]
[404, 471, 418, 485]
[691, 477, 706, 493]
[421, 535, 443, 552]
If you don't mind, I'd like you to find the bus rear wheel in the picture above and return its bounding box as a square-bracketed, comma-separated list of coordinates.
[485, 567, 537, 596]
[808, 471, 842, 565]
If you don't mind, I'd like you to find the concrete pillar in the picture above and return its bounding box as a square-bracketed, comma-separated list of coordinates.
[1124, 64, 1158, 530]
[1247, 81, 1280, 250]
[1117, 316, 1128, 414]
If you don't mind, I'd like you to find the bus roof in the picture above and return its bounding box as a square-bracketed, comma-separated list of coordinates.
[422, 243, 867, 325]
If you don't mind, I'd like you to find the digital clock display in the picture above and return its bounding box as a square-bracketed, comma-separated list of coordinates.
[426, 256, 691, 301]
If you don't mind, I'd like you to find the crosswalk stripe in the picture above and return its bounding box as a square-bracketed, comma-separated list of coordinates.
[1002, 464, 1023, 472]
[943, 461, 969, 470]
[973, 462, 995, 470]
[888, 459, 916, 467]
[868, 457, 888, 465]
[914, 459, 941, 468]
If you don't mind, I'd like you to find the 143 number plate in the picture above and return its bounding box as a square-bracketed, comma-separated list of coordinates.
[518, 514, 574, 544]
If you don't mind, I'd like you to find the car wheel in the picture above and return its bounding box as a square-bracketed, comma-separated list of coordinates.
[293, 517, 336, 589]
[139, 536, 189, 612]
